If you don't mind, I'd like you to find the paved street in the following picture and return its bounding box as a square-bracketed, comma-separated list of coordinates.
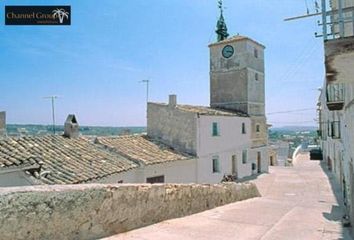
[104, 153, 352, 240]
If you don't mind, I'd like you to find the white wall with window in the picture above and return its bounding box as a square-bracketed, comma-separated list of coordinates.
[242, 122, 247, 134]
[196, 115, 252, 183]
[97, 159, 197, 184]
[212, 122, 220, 137]
[212, 155, 220, 173]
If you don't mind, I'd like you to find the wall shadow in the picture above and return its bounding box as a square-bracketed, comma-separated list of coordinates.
[318, 157, 353, 239]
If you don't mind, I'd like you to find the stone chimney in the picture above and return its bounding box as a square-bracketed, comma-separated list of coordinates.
[0, 111, 6, 137]
[64, 114, 79, 139]
[169, 94, 177, 108]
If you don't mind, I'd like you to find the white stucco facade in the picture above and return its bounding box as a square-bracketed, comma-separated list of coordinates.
[96, 159, 197, 184]
[196, 115, 252, 183]
[147, 101, 262, 184]
[318, 5, 354, 225]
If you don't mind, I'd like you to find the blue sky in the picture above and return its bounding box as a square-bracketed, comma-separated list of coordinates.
[0, 0, 324, 127]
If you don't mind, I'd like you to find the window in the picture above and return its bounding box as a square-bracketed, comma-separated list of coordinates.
[146, 175, 165, 184]
[256, 124, 260, 132]
[242, 122, 246, 134]
[212, 156, 220, 173]
[242, 150, 247, 164]
[212, 122, 219, 136]
[232, 155, 237, 174]
[254, 48, 258, 58]
[331, 121, 341, 139]
[255, 73, 259, 81]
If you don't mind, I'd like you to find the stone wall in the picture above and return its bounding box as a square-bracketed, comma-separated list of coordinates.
[0, 183, 260, 240]
[147, 103, 197, 155]
[210, 68, 249, 113]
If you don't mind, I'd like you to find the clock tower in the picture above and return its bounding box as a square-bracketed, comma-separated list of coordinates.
[209, 36, 265, 117]
[209, 1, 268, 151]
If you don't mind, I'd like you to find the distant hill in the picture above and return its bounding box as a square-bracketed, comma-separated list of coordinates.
[270, 126, 317, 132]
[6, 124, 146, 137]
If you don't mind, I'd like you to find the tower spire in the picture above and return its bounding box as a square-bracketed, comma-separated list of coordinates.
[216, 0, 229, 42]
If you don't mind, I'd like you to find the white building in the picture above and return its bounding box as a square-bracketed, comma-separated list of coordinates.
[148, 96, 255, 183]
[147, 23, 269, 183]
[95, 134, 197, 184]
[318, 0, 354, 226]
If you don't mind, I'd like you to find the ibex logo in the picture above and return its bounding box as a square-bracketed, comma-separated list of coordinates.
[52, 8, 69, 24]
[5, 6, 71, 25]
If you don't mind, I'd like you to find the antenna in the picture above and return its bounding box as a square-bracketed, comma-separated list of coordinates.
[305, 0, 310, 15]
[139, 80, 150, 104]
[43, 95, 59, 135]
[284, 0, 353, 40]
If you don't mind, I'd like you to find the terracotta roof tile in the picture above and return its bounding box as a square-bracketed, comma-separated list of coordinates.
[96, 135, 194, 165]
[0, 135, 138, 184]
[208, 35, 266, 48]
[149, 103, 248, 117]
[177, 105, 248, 117]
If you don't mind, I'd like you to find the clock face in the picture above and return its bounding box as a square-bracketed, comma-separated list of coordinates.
[222, 45, 234, 58]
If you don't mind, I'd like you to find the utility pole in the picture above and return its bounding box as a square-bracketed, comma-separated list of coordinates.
[43, 96, 59, 135]
[284, 0, 353, 40]
[139, 80, 150, 125]
[140, 80, 150, 104]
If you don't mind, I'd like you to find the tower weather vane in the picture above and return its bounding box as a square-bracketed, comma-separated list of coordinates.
[218, 0, 223, 13]
[216, 0, 229, 42]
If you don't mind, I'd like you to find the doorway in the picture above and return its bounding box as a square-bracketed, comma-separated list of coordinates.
[232, 155, 237, 175]
[257, 152, 261, 173]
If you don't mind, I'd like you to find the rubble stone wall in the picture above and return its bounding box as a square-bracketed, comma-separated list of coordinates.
[0, 183, 260, 240]
[147, 103, 197, 155]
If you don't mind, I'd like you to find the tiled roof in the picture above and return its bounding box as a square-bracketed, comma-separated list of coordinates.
[177, 105, 248, 117]
[96, 135, 194, 165]
[150, 102, 248, 117]
[0, 135, 138, 184]
[208, 35, 266, 48]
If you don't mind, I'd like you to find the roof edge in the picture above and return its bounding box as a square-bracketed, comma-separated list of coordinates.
[208, 35, 266, 49]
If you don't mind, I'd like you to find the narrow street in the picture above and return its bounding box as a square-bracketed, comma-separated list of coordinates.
[104, 153, 352, 240]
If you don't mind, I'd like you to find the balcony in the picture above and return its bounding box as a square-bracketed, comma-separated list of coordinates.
[326, 83, 344, 111]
